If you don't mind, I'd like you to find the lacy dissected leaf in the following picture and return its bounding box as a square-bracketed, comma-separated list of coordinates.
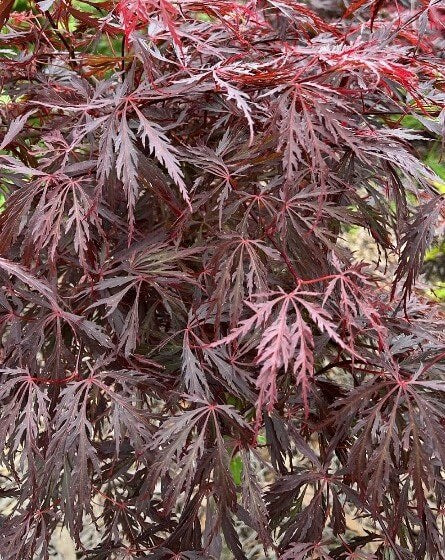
[392, 196, 445, 302]
[133, 104, 190, 207]
[0, 368, 49, 478]
[213, 288, 351, 417]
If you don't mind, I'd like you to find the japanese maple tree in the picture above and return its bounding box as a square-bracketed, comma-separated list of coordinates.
[0, 0, 445, 559]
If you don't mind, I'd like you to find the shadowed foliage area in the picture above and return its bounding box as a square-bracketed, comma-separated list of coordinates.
[0, 1, 445, 559]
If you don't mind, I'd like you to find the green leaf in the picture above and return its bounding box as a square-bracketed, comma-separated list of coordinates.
[230, 455, 243, 486]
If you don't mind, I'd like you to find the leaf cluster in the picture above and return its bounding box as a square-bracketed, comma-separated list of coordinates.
[0, 1, 445, 559]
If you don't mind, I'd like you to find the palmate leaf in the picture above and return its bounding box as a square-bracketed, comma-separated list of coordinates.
[43, 367, 153, 537]
[331, 356, 445, 547]
[148, 398, 249, 518]
[213, 288, 351, 418]
[322, 257, 388, 350]
[88, 368, 154, 454]
[7, 173, 101, 266]
[203, 344, 257, 402]
[44, 378, 102, 537]
[83, 242, 198, 355]
[209, 235, 280, 328]
[0, 506, 58, 560]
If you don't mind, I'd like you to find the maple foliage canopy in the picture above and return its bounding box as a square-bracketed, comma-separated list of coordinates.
[0, 0, 445, 559]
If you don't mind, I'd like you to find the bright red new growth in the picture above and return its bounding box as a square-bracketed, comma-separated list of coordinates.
[0, 0, 444, 559]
